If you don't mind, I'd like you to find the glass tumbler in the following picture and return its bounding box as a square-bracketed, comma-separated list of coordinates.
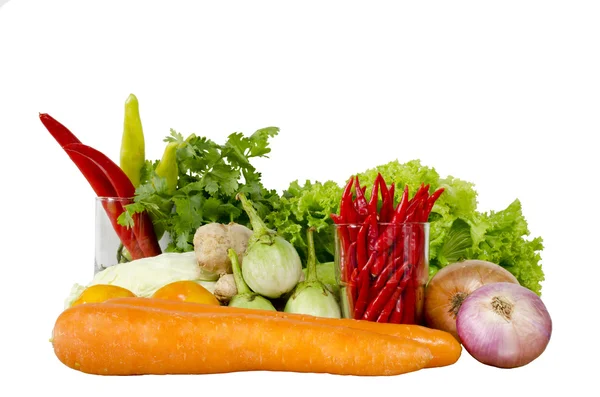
[334, 222, 430, 324]
[95, 197, 138, 273]
[94, 197, 168, 274]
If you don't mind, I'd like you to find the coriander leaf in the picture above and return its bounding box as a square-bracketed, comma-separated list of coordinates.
[202, 197, 222, 222]
[177, 180, 205, 195]
[203, 175, 219, 196]
[165, 128, 185, 144]
[209, 164, 240, 196]
[248, 127, 279, 157]
[223, 132, 254, 170]
[218, 203, 243, 221]
[139, 160, 159, 185]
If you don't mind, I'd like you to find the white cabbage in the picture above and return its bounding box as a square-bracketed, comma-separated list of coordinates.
[64, 252, 218, 308]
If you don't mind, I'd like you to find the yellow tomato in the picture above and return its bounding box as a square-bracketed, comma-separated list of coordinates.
[72, 284, 136, 306]
[151, 280, 220, 306]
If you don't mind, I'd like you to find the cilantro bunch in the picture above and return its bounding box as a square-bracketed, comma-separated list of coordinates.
[118, 127, 281, 252]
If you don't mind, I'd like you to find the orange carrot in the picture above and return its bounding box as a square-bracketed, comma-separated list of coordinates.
[52, 302, 432, 376]
[106, 297, 461, 368]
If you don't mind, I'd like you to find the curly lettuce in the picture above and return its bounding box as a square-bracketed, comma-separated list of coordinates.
[265, 180, 343, 264]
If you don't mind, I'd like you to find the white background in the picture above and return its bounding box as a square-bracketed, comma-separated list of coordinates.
[1, 0, 598, 395]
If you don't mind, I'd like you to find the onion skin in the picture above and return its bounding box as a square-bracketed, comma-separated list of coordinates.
[424, 260, 519, 340]
[456, 282, 552, 368]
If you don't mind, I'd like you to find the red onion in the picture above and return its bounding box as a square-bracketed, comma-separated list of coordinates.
[456, 282, 552, 368]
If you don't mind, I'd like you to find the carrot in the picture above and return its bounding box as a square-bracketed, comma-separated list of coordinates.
[106, 297, 461, 368]
[52, 302, 431, 376]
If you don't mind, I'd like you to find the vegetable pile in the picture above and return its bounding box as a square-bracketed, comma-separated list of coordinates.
[51, 97, 544, 295]
[42, 94, 552, 376]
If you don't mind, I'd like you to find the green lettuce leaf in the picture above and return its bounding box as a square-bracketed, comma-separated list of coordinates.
[470, 199, 545, 295]
[265, 180, 343, 264]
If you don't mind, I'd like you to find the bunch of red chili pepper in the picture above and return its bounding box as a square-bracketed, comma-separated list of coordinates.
[331, 173, 444, 324]
[39, 113, 162, 261]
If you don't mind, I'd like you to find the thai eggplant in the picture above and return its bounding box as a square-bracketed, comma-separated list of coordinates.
[284, 228, 341, 318]
[227, 249, 276, 311]
[236, 193, 302, 299]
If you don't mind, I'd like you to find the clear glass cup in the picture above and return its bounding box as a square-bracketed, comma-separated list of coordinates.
[334, 222, 430, 324]
[94, 197, 168, 274]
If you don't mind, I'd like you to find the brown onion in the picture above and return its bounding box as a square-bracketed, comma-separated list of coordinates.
[424, 259, 519, 340]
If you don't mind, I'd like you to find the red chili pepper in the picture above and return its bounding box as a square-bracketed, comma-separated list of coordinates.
[353, 262, 372, 319]
[330, 213, 343, 224]
[397, 264, 417, 324]
[352, 252, 376, 283]
[389, 293, 404, 324]
[340, 177, 359, 240]
[39, 113, 82, 147]
[388, 184, 395, 206]
[406, 198, 425, 223]
[373, 185, 409, 254]
[355, 215, 371, 270]
[378, 183, 395, 224]
[362, 274, 400, 321]
[372, 257, 407, 292]
[66, 143, 136, 197]
[373, 261, 414, 323]
[384, 263, 413, 323]
[353, 176, 369, 220]
[342, 176, 354, 201]
[389, 223, 407, 262]
[367, 214, 378, 257]
[404, 197, 426, 224]
[392, 184, 410, 223]
[404, 184, 429, 219]
[343, 241, 357, 284]
[340, 177, 354, 220]
[371, 255, 395, 291]
[370, 248, 389, 277]
[368, 174, 382, 216]
[377, 174, 389, 205]
[422, 187, 445, 221]
[377, 285, 403, 323]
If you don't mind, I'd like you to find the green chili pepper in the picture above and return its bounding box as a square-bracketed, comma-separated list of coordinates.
[120, 93, 145, 188]
[155, 141, 179, 195]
